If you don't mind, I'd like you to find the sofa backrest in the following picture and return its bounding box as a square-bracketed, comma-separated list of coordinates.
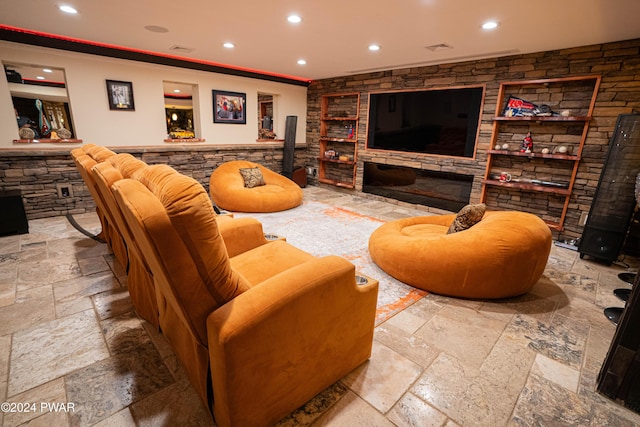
[82, 143, 116, 162]
[112, 164, 250, 344]
[71, 150, 121, 257]
[92, 161, 147, 265]
[108, 152, 148, 178]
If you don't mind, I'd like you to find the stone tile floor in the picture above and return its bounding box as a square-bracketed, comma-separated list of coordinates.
[1, 185, 640, 426]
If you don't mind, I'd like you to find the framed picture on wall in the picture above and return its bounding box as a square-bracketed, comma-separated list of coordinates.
[213, 90, 246, 124]
[106, 80, 135, 111]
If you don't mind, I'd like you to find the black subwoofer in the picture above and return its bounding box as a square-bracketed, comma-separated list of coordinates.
[0, 190, 29, 236]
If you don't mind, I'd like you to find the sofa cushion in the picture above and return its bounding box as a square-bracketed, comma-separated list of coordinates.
[447, 203, 486, 234]
[239, 167, 266, 188]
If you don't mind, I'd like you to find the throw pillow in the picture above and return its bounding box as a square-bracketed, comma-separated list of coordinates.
[447, 203, 486, 234]
[239, 167, 266, 188]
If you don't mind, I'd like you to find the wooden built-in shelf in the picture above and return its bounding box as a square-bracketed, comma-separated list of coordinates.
[318, 177, 355, 189]
[487, 150, 580, 161]
[164, 138, 206, 143]
[480, 75, 602, 231]
[482, 179, 571, 195]
[544, 220, 562, 231]
[321, 116, 358, 121]
[318, 92, 360, 189]
[14, 139, 83, 144]
[319, 137, 357, 143]
[492, 116, 591, 122]
[318, 157, 355, 165]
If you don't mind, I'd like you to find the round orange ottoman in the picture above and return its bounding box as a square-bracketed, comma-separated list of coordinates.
[209, 160, 303, 212]
[368, 211, 552, 299]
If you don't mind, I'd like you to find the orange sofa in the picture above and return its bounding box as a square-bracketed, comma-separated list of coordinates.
[80, 151, 273, 329]
[368, 211, 552, 299]
[209, 160, 303, 212]
[109, 164, 379, 427]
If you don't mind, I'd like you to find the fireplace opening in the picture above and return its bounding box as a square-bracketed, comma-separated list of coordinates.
[363, 162, 473, 212]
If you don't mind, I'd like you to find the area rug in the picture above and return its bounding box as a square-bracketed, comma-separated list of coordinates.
[233, 200, 426, 325]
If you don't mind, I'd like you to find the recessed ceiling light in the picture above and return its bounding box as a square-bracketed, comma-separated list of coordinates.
[482, 21, 499, 30]
[36, 76, 45, 80]
[42, 68, 52, 73]
[287, 14, 302, 23]
[368, 44, 381, 51]
[297, 59, 307, 65]
[59, 5, 78, 14]
[174, 89, 181, 93]
[223, 42, 235, 49]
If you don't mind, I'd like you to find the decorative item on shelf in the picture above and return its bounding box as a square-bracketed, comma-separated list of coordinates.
[503, 96, 537, 117]
[324, 149, 336, 159]
[499, 171, 512, 182]
[347, 124, 354, 139]
[554, 145, 569, 154]
[339, 155, 349, 162]
[495, 144, 501, 150]
[503, 95, 558, 117]
[541, 148, 550, 154]
[259, 128, 277, 139]
[533, 104, 554, 117]
[521, 132, 533, 153]
[530, 179, 570, 189]
[502, 143, 509, 150]
[18, 127, 35, 139]
[561, 110, 571, 117]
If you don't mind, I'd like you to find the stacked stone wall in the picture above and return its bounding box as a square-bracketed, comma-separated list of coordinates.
[307, 39, 640, 238]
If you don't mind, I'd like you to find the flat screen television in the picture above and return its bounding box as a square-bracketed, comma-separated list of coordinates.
[366, 86, 484, 158]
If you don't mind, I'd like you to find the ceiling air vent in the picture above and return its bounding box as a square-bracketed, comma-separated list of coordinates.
[425, 43, 453, 52]
[169, 45, 194, 53]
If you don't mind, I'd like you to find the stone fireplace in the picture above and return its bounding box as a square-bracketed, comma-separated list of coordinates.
[362, 162, 473, 212]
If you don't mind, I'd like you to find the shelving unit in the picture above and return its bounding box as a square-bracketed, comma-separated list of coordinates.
[318, 93, 360, 188]
[480, 75, 601, 230]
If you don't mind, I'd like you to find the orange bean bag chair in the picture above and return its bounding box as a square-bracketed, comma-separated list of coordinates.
[368, 211, 552, 299]
[209, 160, 303, 212]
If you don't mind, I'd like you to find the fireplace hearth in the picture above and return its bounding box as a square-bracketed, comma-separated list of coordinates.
[363, 162, 473, 212]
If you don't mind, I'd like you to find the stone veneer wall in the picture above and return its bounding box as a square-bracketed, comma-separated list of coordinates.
[306, 39, 640, 239]
[0, 143, 306, 220]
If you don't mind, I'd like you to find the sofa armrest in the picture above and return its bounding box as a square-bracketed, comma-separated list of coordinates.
[217, 217, 269, 257]
[206, 255, 379, 427]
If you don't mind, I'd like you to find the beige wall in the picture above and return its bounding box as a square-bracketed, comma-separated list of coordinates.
[0, 41, 307, 148]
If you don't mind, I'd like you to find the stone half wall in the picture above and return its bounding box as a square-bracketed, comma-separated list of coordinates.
[306, 38, 640, 239]
[0, 143, 308, 220]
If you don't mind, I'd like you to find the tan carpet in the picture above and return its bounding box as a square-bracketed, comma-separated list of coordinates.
[233, 200, 427, 324]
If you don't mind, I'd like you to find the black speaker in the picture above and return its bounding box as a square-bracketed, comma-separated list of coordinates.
[0, 190, 29, 236]
[282, 115, 297, 179]
[579, 113, 640, 264]
[598, 272, 640, 412]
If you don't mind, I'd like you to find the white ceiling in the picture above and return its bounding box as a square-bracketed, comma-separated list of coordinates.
[2, 0, 640, 82]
